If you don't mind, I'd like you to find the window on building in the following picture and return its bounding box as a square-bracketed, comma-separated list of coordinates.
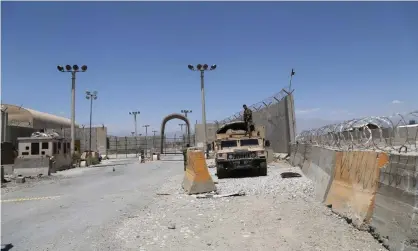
[58, 142, 61, 150]
[53, 142, 58, 154]
[42, 142, 49, 149]
[64, 142, 67, 154]
[22, 152, 29, 155]
[41, 151, 45, 155]
[31, 142, 40, 155]
[67, 142, 70, 151]
[25, 146, 29, 150]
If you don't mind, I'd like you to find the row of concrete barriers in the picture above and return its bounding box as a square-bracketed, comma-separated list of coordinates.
[290, 143, 417, 251]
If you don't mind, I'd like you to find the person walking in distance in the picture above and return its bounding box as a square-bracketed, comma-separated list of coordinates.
[183, 144, 190, 171]
[243, 104, 253, 137]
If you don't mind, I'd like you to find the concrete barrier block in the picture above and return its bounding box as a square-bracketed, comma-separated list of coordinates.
[183, 149, 216, 195]
[372, 154, 418, 251]
[16, 176, 26, 183]
[325, 151, 389, 227]
[13, 157, 51, 177]
[1, 164, 14, 175]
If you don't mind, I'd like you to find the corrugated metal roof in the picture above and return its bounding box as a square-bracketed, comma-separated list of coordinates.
[2, 104, 79, 129]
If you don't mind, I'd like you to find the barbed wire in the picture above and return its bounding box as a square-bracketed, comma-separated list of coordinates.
[215, 88, 290, 125]
[295, 111, 418, 154]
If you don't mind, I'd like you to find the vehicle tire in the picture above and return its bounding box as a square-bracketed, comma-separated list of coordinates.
[217, 165, 228, 179]
[259, 161, 267, 176]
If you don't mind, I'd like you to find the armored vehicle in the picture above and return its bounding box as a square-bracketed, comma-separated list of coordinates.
[214, 121, 270, 179]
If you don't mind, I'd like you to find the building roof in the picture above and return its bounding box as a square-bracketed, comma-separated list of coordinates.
[1, 104, 78, 129]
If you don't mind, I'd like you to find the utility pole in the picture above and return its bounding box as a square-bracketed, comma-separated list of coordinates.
[187, 64, 217, 155]
[143, 125, 150, 156]
[85, 90, 98, 166]
[129, 111, 140, 136]
[57, 64, 88, 157]
[179, 123, 185, 133]
[152, 130, 157, 150]
[180, 110, 192, 146]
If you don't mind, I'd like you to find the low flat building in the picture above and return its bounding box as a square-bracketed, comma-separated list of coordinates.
[1, 104, 79, 146]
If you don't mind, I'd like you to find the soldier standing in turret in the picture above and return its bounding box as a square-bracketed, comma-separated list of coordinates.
[243, 104, 253, 137]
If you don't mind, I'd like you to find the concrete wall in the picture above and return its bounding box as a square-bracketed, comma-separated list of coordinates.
[194, 123, 217, 146]
[7, 126, 36, 146]
[290, 144, 418, 251]
[209, 93, 296, 154]
[57, 127, 108, 155]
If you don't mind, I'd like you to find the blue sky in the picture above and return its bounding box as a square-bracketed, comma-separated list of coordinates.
[2, 2, 417, 135]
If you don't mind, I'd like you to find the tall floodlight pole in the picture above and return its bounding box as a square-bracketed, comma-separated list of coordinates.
[143, 125, 150, 156]
[181, 109, 192, 118]
[152, 130, 157, 150]
[85, 90, 98, 166]
[129, 111, 140, 136]
[57, 64, 88, 157]
[188, 64, 217, 155]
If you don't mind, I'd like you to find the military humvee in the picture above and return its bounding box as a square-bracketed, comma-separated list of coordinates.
[213, 121, 270, 179]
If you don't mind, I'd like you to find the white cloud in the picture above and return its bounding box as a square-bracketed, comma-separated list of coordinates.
[391, 100, 403, 104]
[295, 108, 320, 114]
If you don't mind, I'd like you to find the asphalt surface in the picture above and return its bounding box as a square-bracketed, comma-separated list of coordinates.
[1, 156, 184, 251]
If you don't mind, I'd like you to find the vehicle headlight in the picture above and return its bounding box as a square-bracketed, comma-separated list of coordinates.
[250, 152, 257, 158]
[257, 151, 265, 156]
[228, 154, 234, 159]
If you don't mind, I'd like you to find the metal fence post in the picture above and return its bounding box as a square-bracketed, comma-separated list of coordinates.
[125, 136, 128, 158]
[115, 136, 118, 159]
[135, 136, 138, 157]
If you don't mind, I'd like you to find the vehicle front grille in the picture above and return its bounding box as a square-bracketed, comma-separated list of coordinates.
[230, 152, 252, 159]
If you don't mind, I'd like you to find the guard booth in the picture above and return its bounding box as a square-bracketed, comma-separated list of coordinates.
[14, 135, 72, 176]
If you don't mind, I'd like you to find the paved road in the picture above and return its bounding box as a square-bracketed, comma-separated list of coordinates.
[1, 157, 184, 251]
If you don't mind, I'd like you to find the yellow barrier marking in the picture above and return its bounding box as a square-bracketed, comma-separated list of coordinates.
[1, 195, 61, 203]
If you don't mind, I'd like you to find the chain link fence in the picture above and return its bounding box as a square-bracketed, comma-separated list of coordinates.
[107, 135, 196, 158]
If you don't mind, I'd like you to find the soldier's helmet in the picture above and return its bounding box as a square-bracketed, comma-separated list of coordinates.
[243, 104, 247, 109]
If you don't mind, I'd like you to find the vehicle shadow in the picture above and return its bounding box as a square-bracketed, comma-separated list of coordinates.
[1, 243, 14, 251]
[219, 169, 261, 179]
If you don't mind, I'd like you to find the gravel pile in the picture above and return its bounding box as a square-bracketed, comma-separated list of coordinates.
[209, 163, 315, 199]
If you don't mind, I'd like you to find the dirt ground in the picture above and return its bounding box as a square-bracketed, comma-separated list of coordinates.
[113, 161, 385, 251]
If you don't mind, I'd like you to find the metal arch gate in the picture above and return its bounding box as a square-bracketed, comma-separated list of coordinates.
[159, 113, 191, 161]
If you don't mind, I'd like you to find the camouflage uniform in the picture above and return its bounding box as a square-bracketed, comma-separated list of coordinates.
[243, 108, 253, 135]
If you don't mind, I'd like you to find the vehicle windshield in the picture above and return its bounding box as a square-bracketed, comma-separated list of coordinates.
[240, 139, 259, 146]
[220, 140, 237, 148]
